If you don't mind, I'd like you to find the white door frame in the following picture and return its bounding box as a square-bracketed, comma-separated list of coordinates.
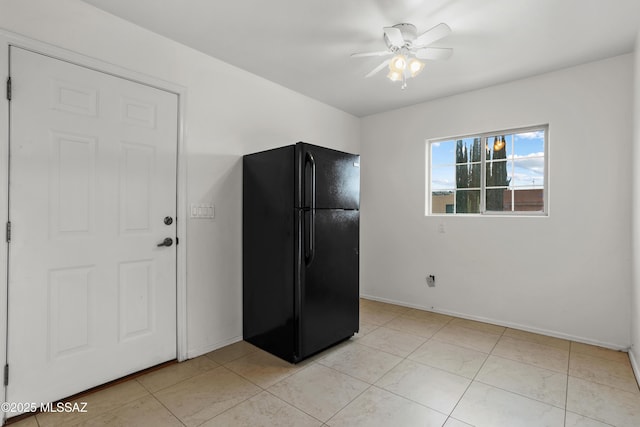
[0, 29, 189, 407]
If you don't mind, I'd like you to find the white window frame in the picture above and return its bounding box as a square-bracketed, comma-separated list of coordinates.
[426, 124, 549, 216]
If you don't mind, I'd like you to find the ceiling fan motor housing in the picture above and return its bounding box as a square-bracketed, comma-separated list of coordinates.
[384, 23, 418, 50]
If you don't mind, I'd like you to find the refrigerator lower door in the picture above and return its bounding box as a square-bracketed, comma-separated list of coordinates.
[297, 209, 359, 360]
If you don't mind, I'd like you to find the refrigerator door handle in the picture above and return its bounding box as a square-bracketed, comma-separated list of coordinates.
[304, 152, 316, 266]
[306, 209, 315, 266]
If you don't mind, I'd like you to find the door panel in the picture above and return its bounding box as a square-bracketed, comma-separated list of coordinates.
[120, 142, 154, 233]
[119, 260, 155, 341]
[49, 266, 93, 359]
[299, 209, 359, 359]
[51, 132, 96, 236]
[7, 47, 178, 407]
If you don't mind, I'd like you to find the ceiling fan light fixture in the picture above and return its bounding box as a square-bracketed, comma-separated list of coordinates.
[353, 22, 452, 90]
[387, 70, 403, 82]
[389, 54, 407, 72]
[408, 58, 425, 77]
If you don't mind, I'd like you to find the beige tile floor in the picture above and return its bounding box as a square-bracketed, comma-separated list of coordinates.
[9, 298, 640, 427]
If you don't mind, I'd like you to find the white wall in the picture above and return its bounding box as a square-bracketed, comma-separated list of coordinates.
[631, 32, 640, 371]
[0, 0, 360, 357]
[361, 54, 634, 349]
[0, 0, 634, 360]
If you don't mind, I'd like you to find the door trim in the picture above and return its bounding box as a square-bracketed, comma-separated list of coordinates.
[0, 29, 189, 411]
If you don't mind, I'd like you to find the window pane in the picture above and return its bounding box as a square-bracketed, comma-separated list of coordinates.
[487, 134, 513, 159]
[427, 126, 546, 216]
[457, 138, 483, 164]
[504, 189, 544, 212]
[431, 165, 455, 190]
[512, 158, 544, 189]
[511, 129, 544, 191]
[453, 138, 482, 190]
[431, 140, 456, 167]
[468, 162, 481, 188]
[486, 187, 508, 211]
[431, 191, 455, 214]
[487, 128, 545, 213]
[514, 130, 544, 154]
[486, 159, 509, 188]
[455, 189, 480, 213]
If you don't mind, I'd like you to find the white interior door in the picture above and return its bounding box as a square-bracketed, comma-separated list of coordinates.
[6, 46, 178, 406]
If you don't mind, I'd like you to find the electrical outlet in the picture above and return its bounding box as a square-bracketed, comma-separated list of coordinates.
[426, 275, 436, 287]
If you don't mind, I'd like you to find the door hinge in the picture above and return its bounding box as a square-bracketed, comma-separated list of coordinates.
[5, 221, 10, 243]
[6, 77, 11, 101]
[176, 237, 179, 245]
[4, 364, 8, 386]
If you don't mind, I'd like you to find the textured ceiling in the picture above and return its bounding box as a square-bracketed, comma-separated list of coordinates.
[82, 0, 640, 117]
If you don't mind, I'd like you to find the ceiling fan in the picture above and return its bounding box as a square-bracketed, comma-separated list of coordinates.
[352, 23, 453, 89]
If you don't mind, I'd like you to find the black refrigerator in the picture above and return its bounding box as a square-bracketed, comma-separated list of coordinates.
[243, 142, 360, 363]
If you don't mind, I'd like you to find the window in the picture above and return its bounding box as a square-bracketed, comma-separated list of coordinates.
[428, 125, 547, 215]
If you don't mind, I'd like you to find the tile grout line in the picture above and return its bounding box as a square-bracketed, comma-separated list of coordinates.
[471, 377, 566, 411]
[322, 383, 375, 425]
[361, 303, 634, 426]
[262, 359, 371, 425]
[262, 386, 326, 425]
[487, 338, 570, 375]
[565, 342, 573, 427]
[481, 352, 568, 375]
[370, 315, 455, 421]
[315, 310, 455, 423]
[363, 300, 637, 426]
[218, 354, 310, 426]
[321, 310, 408, 423]
[399, 319, 571, 412]
[146, 393, 188, 427]
[567, 344, 640, 396]
[153, 364, 262, 427]
[569, 350, 640, 390]
[365, 383, 451, 419]
[444, 323, 507, 425]
[316, 347, 404, 385]
[266, 349, 385, 425]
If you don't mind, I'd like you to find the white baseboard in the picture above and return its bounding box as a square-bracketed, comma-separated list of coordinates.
[629, 349, 640, 389]
[360, 293, 630, 352]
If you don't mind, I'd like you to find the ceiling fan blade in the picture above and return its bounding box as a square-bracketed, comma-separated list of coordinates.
[415, 47, 453, 60]
[365, 59, 391, 78]
[351, 51, 392, 58]
[383, 26, 404, 47]
[414, 23, 452, 47]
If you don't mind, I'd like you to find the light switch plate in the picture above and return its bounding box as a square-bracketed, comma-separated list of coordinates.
[190, 203, 214, 219]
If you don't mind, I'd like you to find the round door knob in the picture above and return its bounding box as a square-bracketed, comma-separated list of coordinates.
[164, 216, 173, 225]
[157, 237, 173, 247]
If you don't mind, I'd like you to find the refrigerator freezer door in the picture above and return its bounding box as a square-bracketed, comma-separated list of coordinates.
[296, 143, 360, 210]
[297, 209, 359, 359]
